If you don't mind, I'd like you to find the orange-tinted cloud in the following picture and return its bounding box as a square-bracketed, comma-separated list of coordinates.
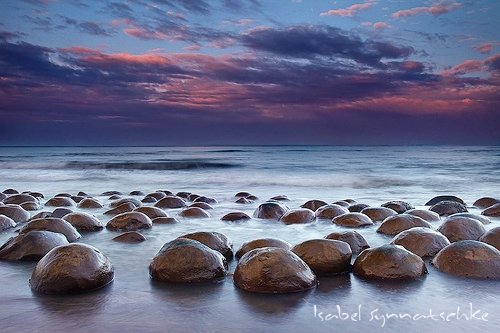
[393, 1, 461, 18]
[320, 1, 376, 17]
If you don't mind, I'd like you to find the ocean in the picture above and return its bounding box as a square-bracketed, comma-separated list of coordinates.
[0, 145, 499, 332]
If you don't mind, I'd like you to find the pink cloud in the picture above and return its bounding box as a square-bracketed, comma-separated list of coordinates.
[320, 1, 376, 17]
[474, 43, 493, 54]
[183, 44, 201, 52]
[373, 21, 390, 30]
[59, 46, 103, 56]
[392, 1, 461, 18]
[440, 54, 500, 76]
[83, 52, 173, 66]
[124, 27, 167, 40]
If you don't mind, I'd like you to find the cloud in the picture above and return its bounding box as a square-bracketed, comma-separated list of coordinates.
[77, 21, 110, 36]
[474, 43, 494, 54]
[320, 0, 376, 17]
[393, 1, 461, 18]
[373, 22, 390, 30]
[123, 27, 168, 40]
[441, 54, 500, 76]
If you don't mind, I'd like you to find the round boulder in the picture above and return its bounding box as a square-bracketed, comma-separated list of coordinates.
[473, 197, 499, 209]
[152, 217, 178, 224]
[432, 241, 500, 279]
[178, 231, 233, 260]
[19, 218, 81, 242]
[103, 202, 135, 216]
[426, 195, 465, 206]
[20, 201, 41, 211]
[280, 208, 315, 225]
[253, 202, 288, 220]
[479, 227, 500, 250]
[390, 227, 450, 257]
[315, 204, 348, 219]
[482, 203, 500, 217]
[144, 192, 166, 201]
[405, 209, 441, 222]
[112, 231, 146, 243]
[110, 198, 141, 208]
[270, 195, 289, 201]
[63, 212, 104, 232]
[179, 207, 210, 218]
[30, 243, 114, 294]
[77, 198, 103, 209]
[381, 200, 414, 214]
[3, 193, 37, 205]
[291, 239, 352, 276]
[0, 204, 30, 223]
[154, 196, 187, 209]
[361, 207, 397, 222]
[0, 230, 69, 261]
[448, 212, 490, 225]
[51, 208, 73, 218]
[189, 202, 214, 210]
[236, 198, 252, 204]
[236, 238, 291, 259]
[106, 212, 152, 231]
[333, 213, 373, 228]
[194, 196, 217, 204]
[377, 214, 432, 236]
[324, 231, 370, 254]
[221, 212, 251, 222]
[437, 216, 486, 242]
[429, 201, 468, 216]
[133, 206, 168, 219]
[301, 199, 327, 211]
[0, 215, 16, 231]
[149, 238, 226, 283]
[353, 244, 427, 280]
[141, 196, 157, 204]
[348, 203, 369, 212]
[233, 247, 317, 293]
[45, 197, 75, 207]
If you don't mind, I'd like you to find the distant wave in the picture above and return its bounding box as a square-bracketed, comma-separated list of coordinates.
[64, 160, 241, 170]
[207, 149, 248, 153]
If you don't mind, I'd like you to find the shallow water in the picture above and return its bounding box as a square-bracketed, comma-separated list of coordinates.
[0, 146, 499, 332]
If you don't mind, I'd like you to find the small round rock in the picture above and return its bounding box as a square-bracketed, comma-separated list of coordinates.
[112, 231, 146, 243]
[324, 231, 370, 254]
[280, 208, 315, 224]
[106, 212, 153, 231]
[333, 213, 373, 228]
[377, 214, 432, 236]
[221, 212, 251, 222]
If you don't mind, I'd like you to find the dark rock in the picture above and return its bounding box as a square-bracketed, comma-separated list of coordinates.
[110, 198, 141, 208]
[479, 227, 500, 250]
[381, 200, 414, 213]
[101, 191, 123, 196]
[253, 202, 288, 220]
[112, 231, 146, 243]
[189, 202, 214, 210]
[133, 206, 168, 219]
[235, 192, 253, 198]
[26, 191, 44, 199]
[347, 203, 369, 212]
[353, 244, 427, 280]
[377, 214, 432, 236]
[280, 208, 315, 224]
[77, 191, 90, 197]
[236, 238, 291, 259]
[0, 230, 69, 261]
[324, 231, 370, 254]
[154, 196, 187, 209]
[233, 247, 317, 293]
[361, 207, 397, 222]
[342, 199, 357, 204]
[332, 200, 350, 207]
[106, 212, 152, 231]
[103, 202, 135, 216]
[130, 191, 145, 196]
[176, 192, 191, 199]
[20, 201, 41, 211]
[301, 199, 327, 211]
[0, 215, 16, 231]
[405, 209, 441, 222]
[141, 196, 157, 204]
[51, 208, 73, 218]
[108, 195, 121, 200]
[292, 239, 351, 276]
[30, 243, 114, 294]
[156, 190, 173, 196]
[63, 212, 104, 232]
[78, 198, 104, 209]
[246, 195, 258, 201]
[187, 194, 200, 202]
[437, 216, 486, 242]
[270, 195, 290, 201]
[55, 193, 72, 198]
[236, 197, 252, 204]
[152, 217, 179, 224]
[179, 231, 233, 260]
[45, 197, 75, 207]
[19, 218, 81, 242]
[194, 196, 217, 204]
[70, 196, 85, 203]
[432, 240, 500, 279]
[315, 204, 349, 219]
[0, 204, 30, 223]
[221, 212, 251, 222]
[482, 203, 500, 217]
[3, 194, 38, 205]
[144, 192, 166, 201]
[333, 213, 373, 228]
[149, 238, 226, 283]
[30, 211, 52, 220]
[390, 227, 450, 257]
[474, 197, 500, 209]
[429, 200, 468, 216]
[426, 195, 465, 206]
[179, 207, 210, 218]
[3, 188, 19, 194]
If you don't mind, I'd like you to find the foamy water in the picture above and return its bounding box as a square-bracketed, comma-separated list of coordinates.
[0, 146, 499, 333]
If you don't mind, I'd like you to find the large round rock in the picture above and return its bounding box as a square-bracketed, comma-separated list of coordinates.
[133, 206, 168, 219]
[0, 204, 30, 223]
[437, 216, 486, 242]
[473, 197, 499, 209]
[30, 243, 114, 294]
[429, 201, 468, 216]
[361, 207, 397, 222]
[103, 202, 135, 216]
[479, 227, 500, 250]
[154, 196, 187, 209]
[432, 241, 500, 279]
[0, 231, 69, 261]
[315, 204, 349, 219]
[178, 231, 233, 260]
[19, 218, 81, 242]
[426, 195, 465, 206]
[63, 212, 104, 232]
[301, 200, 327, 211]
[448, 212, 490, 225]
[77, 198, 103, 209]
[179, 207, 210, 218]
[353, 244, 427, 280]
[377, 214, 432, 236]
[324, 231, 370, 254]
[149, 238, 226, 283]
[381, 201, 414, 214]
[482, 203, 500, 217]
[3, 194, 38, 205]
[390, 227, 450, 257]
[233, 247, 317, 293]
[333, 213, 373, 228]
[221, 212, 251, 222]
[292, 239, 351, 275]
[280, 208, 315, 224]
[106, 212, 152, 231]
[405, 209, 441, 222]
[253, 202, 288, 220]
[0, 215, 16, 231]
[45, 197, 75, 207]
[236, 238, 291, 259]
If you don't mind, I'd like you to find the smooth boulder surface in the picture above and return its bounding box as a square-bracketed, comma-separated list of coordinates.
[0, 205, 30, 223]
[381, 200, 414, 213]
[324, 231, 370, 254]
[19, 218, 81, 242]
[2, 193, 38, 205]
[448, 212, 490, 225]
[236, 198, 252, 204]
[348, 203, 369, 213]
[426, 195, 465, 206]
[253, 202, 288, 220]
[315, 204, 349, 219]
[110, 198, 141, 208]
[152, 217, 179, 224]
[45, 197, 75, 207]
[106, 212, 152, 231]
[291, 239, 352, 275]
[179, 231, 233, 260]
[112, 231, 146, 243]
[280, 208, 315, 225]
[30, 243, 114, 294]
[194, 196, 217, 204]
[429, 201, 468, 216]
[405, 209, 441, 222]
[333, 213, 373, 228]
[144, 192, 167, 201]
[353, 244, 427, 280]
[0, 215, 16, 231]
[189, 202, 214, 210]
[134, 206, 168, 219]
[377, 214, 432, 236]
[77, 198, 103, 209]
[482, 203, 500, 217]
[390, 227, 450, 257]
[21, 202, 41, 211]
[221, 212, 251, 222]
[0, 231, 69, 261]
[155, 196, 187, 209]
[473, 197, 499, 209]
[103, 202, 135, 216]
[479, 227, 500, 250]
[301, 200, 327, 211]
[51, 208, 73, 218]
[233, 247, 317, 293]
[270, 195, 289, 201]
[63, 212, 104, 232]
[437, 216, 486, 242]
[361, 207, 397, 222]
[432, 240, 500, 279]
[236, 238, 291, 259]
[149, 238, 227, 283]
[179, 207, 210, 218]
[141, 196, 157, 204]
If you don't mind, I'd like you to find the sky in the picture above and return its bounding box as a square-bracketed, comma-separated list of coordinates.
[0, 0, 499, 145]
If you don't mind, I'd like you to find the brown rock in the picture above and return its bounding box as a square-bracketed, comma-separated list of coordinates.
[176, 192, 191, 199]
[106, 212, 152, 231]
[234, 247, 317, 293]
[332, 200, 350, 207]
[179, 207, 210, 218]
[432, 240, 500, 279]
[353, 244, 427, 280]
[377, 214, 432, 236]
[479, 227, 500, 250]
[324, 231, 370, 254]
[189, 202, 214, 210]
[54, 193, 72, 198]
[179, 231, 233, 260]
[45, 197, 75, 207]
[236, 198, 252, 204]
[437, 216, 486, 242]
[361, 207, 397, 222]
[141, 196, 157, 203]
[133, 206, 168, 219]
[405, 209, 441, 222]
[381, 200, 414, 213]
[101, 191, 123, 196]
[315, 204, 349, 219]
[130, 191, 145, 196]
[0, 204, 30, 223]
[430, 201, 468, 216]
[482, 203, 500, 217]
[3, 188, 19, 194]
[155, 196, 187, 209]
[253, 202, 288, 220]
[20, 202, 41, 211]
[426, 195, 465, 206]
[0, 230, 69, 261]
[474, 197, 500, 209]
[194, 196, 217, 204]
[236, 238, 291, 259]
[70, 196, 85, 203]
[63, 212, 104, 232]
[19, 218, 81, 242]
[333, 213, 373, 228]
[30, 243, 114, 294]
[391, 227, 450, 257]
[221, 212, 251, 222]
[112, 231, 146, 243]
[3, 193, 38, 205]
[0, 215, 16, 231]
[235, 192, 253, 198]
[152, 217, 179, 224]
[149, 238, 226, 283]
[110, 198, 141, 208]
[51, 208, 73, 218]
[103, 202, 136, 216]
[448, 212, 490, 225]
[270, 195, 290, 201]
[144, 192, 166, 201]
[280, 208, 315, 224]
[348, 203, 369, 212]
[78, 198, 103, 209]
[292, 239, 352, 275]
[301, 199, 327, 211]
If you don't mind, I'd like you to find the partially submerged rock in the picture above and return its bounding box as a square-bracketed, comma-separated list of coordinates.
[381, 200, 414, 214]
[291, 239, 352, 275]
[179, 207, 210, 218]
[426, 195, 465, 206]
[63, 212, 104, 232]
[482, 203, 500, 217]
[19, 218, 81, 242]
[437, 216, 486, 242]
[221, 212, 251, 222]
[301, 199, 327, 211]
[479, 227, 500, 250]
[333, 213, 373, 228]
[429, 201, 468, 216]
[178, 231, 233, 260]
[112, 231, 146, 243]
[473, 197, 499, 209]
[361, 207, 397, 222]
[280, 208, 315, 224]
[236, 238, 291, 259]
[390, 227, 450, 257]
[324, 231, 370, 254]
[315, 204, 349, 219]
[253, 202, 288, 220]
[0, 230, 69, 261]
[377, 214, 432, 236]
[106, 212, 152, 231]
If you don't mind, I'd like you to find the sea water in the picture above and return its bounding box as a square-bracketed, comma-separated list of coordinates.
[0, 145, 499, 332]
